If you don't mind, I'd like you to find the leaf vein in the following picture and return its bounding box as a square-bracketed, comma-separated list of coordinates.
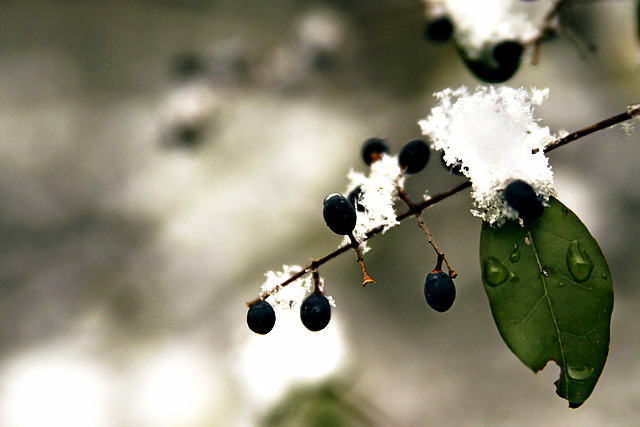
[521, 294, 546, 325]
[528, 231, 569, 398]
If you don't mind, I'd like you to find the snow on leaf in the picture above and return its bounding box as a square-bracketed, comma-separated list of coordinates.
[419, 86, 556, 225]
[344, 154, 404, 254]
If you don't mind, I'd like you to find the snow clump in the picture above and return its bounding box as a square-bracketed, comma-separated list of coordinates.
[344, 154, 405, 253]
[419, 85, 557, 226]
[261, 265, 335, 313]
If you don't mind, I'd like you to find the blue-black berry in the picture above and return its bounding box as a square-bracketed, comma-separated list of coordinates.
[300, 292, 331, 332]
[459, 40, 523, 83]
[323, 193, 357, 235]
[493, 41, 523, 67]
[361, 138, 388, 165]
[424, 271, 456, 312]
[399, 139, 430, 174]
[423, 16, 453, 43]
[504, 179, 544, 221]
[347, 186, 365, 212]
[171, 52, 206, 79]
[247, 300, 276, 335]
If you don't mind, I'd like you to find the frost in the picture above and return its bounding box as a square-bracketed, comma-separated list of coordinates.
[344, 154, 404, 253]
[261, 265, 314, 313]
[620, 120, 635, 137]
[419, 86, 556, 225]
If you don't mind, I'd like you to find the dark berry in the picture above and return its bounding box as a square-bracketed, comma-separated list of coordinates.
[323, 193, 357, 235]
[300, 292, 331, 332]
[174, 123, 202, 147]
[361, 138, 388, 165]
[399, 139, 430, 174]
[504, 180, 544, 221]
[458, 40, 523, 83]
[247, 300, 276, 335]
[347, 187, 365, 212]
[171, 52, 206, 79]
[493, 41, 523, 67]
[423, 16, 453, 43]
[439, 151, 463, 175]
[424, 271, 456, 312]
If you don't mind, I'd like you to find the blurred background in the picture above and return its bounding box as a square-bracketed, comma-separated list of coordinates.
[0, 0, 639, 425]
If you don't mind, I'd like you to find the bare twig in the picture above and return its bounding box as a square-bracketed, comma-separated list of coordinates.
[396, 187, 457, 278]
[527, 0, 568, 65]
[247, 103, 639, 306]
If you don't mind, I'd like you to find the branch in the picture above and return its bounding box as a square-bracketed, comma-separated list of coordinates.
[247, 102, 639, 306]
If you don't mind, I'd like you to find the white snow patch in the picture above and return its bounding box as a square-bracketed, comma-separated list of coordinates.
[424, 0, 555, 58]
[261, 265, 334, 312]
[419, 86, 556, 225]
[344, 154, 404, 253]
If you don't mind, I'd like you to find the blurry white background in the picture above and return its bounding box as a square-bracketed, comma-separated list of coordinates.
[0, 0, 639, 425]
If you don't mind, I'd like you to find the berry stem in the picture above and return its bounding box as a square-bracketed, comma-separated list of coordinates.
[525, 0, 568, 64]
[434, 253, 444, 272]
[246, 105, 639, 305]
[312, 267, 322, 293]
[397, 187, 457, 278]
[349, 233, 375, 287]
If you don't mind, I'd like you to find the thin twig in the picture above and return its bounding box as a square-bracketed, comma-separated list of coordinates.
[544, 103, 640, 153]
[247, 103, 639, 306]
[397, 187, 457, 277]
[349, 233, 376, 287]
[527, 0, 568, 65]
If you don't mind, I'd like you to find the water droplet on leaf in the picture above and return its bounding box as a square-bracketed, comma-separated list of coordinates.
[601, 273, 608, 280]
[524, 237, 531, 245]
[541, 269, 549, 278]
[509, 272, 519, 283]
[567, 365, 594, 381]
[509, 247, 520, 263]
[566, 241, 594, 282]
[484, 257, 509, 286]
[558, 281, 566, 288]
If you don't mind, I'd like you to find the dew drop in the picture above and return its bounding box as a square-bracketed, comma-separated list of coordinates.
[541, 269, 549, 278]
[509, 247, 521, 263]
[558, 281, 566, 288]
[567, 365, 594, 381]
[601, 273, 609, 280]
[524, 237, 531, 246]
[509, 272, 519, 283]
[484, 257, 509, 287]
[566, 241, 594, 283]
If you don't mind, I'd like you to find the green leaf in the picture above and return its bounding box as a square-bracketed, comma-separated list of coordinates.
[479, 197, 613, 408]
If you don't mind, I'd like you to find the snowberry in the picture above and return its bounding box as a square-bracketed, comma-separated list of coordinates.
[323, 193, 357, 235]
[424, 271, 456, 313]
[300, 292, 332, 332]
[361, 138, 388, 165]
[399, 139, 430, 174]
[247, 300, 276, 334]
[503, 179, 544, 221]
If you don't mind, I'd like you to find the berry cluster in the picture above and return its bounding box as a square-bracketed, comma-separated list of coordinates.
[421, 2, 560, 83]
[247, 273, 332, 335]
[247, 137, 461, 335]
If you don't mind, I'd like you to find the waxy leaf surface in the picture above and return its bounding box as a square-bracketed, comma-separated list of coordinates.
[480, 197, 613, 408]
